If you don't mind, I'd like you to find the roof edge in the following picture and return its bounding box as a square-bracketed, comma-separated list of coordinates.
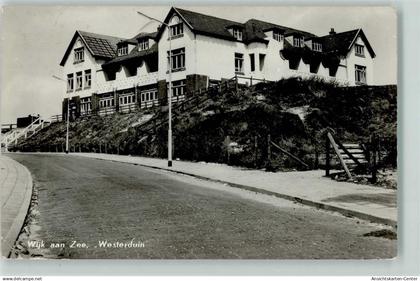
[348, 29, 376, 58]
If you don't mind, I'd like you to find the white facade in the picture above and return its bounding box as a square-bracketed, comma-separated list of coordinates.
[59, 8, 376, 117]
[155, 12, 374, 88]
[345, 36, 375, 85]
[62, 38, 103, 99]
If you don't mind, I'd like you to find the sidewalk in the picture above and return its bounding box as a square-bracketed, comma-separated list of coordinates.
[0, 155, 33, 257]
[72, 153, 397, 227]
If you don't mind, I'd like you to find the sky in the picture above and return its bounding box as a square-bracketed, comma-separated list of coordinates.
[0, 5, 397, 124]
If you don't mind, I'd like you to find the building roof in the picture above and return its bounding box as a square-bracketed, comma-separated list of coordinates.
[102, 43, 158, 67]
[157, 7, 318, 44]
[60, 8, 375, 67]
[133, 31, 158, 40]
[60, 30, 126, 66]
[243, 19, 315, 43]
[119, 31, 158, 45]
[166, 7, 243, 41]
[318, 29, 376, 58]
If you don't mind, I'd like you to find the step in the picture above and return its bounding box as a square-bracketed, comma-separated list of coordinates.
[342, 143, 360, 149]
[339, 148, 364, 154]
[340, 153, 366, 159]
[343, 157, 367, 162]
[343, 159, 368, 164]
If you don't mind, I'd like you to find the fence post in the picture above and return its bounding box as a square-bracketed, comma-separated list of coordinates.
[254, 135, 258, 168]
[371, 135, 378, 183]
[226, 135, 231, 165]
[78, 143, 81, 153]
[105, 143, 108, 154]
[267, 134, 271, 163]
[61, 143, 64, 153]
[99, 142, 102, 154]
[325, 133, 330, 176]
[117, 142, 120, 155]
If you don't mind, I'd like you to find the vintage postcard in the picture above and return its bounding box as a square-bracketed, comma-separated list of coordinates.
[0, 6, 397, 259]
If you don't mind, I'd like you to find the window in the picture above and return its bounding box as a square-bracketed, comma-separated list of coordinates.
[124, 65, 137, 77]
[76, 72, 83, 90]
[119, 93, 136, 105]
[233, 28, 243, 41]
[355, 65, 367, 84]
[293, 36, 304, 47]
[312, 42, 322, 52]
[235, 53, 244, 74]
[289, 58, 300, 70]
[329, 65, 338, 77]
[171, 80, 186, 97]
[84, 70, 91, 89]
[259, 54, 265, 71]
[141, 89, 158, 103]
[139, 39, 149, 51]
[99, 96, 114, 108]
[169, 48, 185, 71]
[273, 30, 284, 42]
[250, 54, 255, 72]
[118, 45, 128, 56]
[81, 97, 91, 113]
[74, 47, 84, 63]
[67, 74, 74, 92]
[310, 63, 320, 74]
[170, 23, 184, 38]
[105, 71, 116, 81]
[355, 44, 365, 57]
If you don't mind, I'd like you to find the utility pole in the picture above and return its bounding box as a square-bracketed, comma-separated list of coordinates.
[137, 10, 173, 167]
[52, 74, 70, 154]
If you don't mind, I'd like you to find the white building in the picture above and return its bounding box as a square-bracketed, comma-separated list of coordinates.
[59, 7, 376, 118]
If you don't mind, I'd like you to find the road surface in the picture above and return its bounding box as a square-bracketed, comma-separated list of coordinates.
[8, 153, 396, 259]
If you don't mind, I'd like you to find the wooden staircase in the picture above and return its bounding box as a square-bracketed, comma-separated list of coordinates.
[1, 116, 54, 151]
[326, 132, 369, 179]
[339, 143, 369, 170]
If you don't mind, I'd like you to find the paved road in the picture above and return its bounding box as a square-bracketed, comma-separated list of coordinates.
[8, 153, 396, 259]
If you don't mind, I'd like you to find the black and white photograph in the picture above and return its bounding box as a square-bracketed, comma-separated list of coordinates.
[0, 5, 397, 260]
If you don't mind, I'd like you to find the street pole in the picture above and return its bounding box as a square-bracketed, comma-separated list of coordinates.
[52, 74, 70, 154]
[137, 11, 173, 167]
[167, 25, 173, 167]
[66, 94, 70, 154]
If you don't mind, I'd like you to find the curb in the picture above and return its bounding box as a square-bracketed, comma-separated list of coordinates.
[80, 154, 397, 228]
[1, 157, 34, 258]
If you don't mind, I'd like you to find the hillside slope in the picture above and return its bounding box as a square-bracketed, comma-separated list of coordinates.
[17, 77, 397, 171]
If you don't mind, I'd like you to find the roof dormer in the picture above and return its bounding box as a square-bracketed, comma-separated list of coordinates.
[138, 38, 150, 51]
[227, 25, 244, 41]
[305, 37, 323, 52]
[117, 42, 129, 56]
[263, 27, 285, 42]
[285, 32, 305, 47]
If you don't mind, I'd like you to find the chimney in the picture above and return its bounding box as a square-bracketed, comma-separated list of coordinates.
[329, 28, 336, 35]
